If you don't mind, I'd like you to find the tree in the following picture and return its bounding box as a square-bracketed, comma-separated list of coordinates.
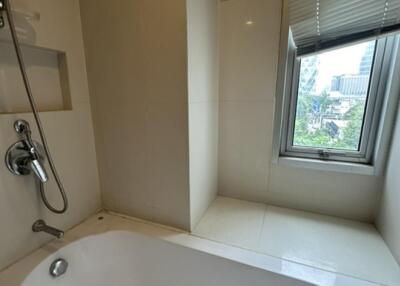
[338, 101, 365, 150]
[294, 94, 365, 150]
[293, 92, 333, 148]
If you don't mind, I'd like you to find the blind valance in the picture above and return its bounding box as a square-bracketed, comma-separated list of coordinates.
[289, 0, 400, 55]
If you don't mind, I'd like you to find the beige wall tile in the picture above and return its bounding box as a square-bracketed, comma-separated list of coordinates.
[187, 0, 219, 230]
[267, 165, 382, 222]
[218, 0, 383, 222]
[146, 100, 190, 229]
[187, 0, 219, 103]
[219, 0, 281, 102]
[80, 0, 191, 231]
[219, 100, 274, 202]
[189, 101, 219, 228]
[0, 0, 101, 271]
[377, 108, 400, 264]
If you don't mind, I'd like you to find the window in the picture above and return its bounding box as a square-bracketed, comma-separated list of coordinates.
[280, 40, 389, 163]
[274, 1, 400, 171]
[294, 42, 375, 151]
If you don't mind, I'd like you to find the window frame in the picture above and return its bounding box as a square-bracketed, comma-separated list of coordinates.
[279, 37, 395, 164]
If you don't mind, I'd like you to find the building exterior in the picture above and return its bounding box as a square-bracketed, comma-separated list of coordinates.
[330, 42, 375, 97]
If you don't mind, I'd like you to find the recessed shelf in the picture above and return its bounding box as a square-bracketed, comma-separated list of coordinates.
[0, 41, 72, 114]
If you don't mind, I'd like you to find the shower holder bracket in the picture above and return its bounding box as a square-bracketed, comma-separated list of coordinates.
[0, 0, 4, 29]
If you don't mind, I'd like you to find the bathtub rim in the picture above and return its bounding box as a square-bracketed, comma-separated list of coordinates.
[0, 211, 383, 286]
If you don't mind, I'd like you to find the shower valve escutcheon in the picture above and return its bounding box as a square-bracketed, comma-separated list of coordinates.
[5, 120, 48, 183]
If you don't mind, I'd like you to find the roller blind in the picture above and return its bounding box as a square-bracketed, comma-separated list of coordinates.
[289, 0, 400, 55]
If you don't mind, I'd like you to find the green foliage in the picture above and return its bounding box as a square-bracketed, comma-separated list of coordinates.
[293, 92, 365, 151]
[338, 102, 365, 149]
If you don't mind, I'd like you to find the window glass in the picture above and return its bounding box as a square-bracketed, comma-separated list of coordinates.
[293, 41, 376, 151]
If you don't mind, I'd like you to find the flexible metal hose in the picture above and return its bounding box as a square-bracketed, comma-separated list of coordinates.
[4, 0, 68, 214]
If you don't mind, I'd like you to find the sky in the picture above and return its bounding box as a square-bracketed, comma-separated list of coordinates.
[309, 41, 374, 93]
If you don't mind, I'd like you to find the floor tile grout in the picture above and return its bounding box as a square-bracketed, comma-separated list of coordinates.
[255, 204, 268, 252]
[193, 197, 399, 285]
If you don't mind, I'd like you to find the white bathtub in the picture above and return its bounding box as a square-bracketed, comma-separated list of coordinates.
[22, 231, 312, 286]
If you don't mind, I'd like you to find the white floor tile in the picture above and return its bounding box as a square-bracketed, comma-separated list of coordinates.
[194, 197, 400, 285]
[257, 206, 400, 285]
[193, 197, 266, 250]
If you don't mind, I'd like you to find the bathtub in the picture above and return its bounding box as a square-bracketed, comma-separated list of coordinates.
[22, 230, 312, 286]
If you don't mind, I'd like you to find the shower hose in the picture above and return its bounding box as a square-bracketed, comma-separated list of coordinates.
[3, 0, 68, 214]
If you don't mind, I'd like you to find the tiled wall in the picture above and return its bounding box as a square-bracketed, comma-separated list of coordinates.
[0, 42, 71, 113]
[377, 101, 400, 264]
[0, 0, 101, 271]
[218, 0, 280, 203]
[80, 0, 191, 230]
[187, 0, 219, 230]
[218, 0, 382, 222]
[377, 107, 400, 264]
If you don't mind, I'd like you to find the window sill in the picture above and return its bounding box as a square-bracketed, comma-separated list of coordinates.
[277, 156, 376, 176]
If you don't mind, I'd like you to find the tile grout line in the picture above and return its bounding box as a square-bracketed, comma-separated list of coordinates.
[255, 204, 269, 252]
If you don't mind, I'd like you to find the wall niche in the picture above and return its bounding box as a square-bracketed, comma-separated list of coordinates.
[0, 41, 72, 114]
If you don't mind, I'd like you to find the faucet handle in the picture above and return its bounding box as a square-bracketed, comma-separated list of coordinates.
[5, 140, 48, 181]
[30, 159, 48, 183]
